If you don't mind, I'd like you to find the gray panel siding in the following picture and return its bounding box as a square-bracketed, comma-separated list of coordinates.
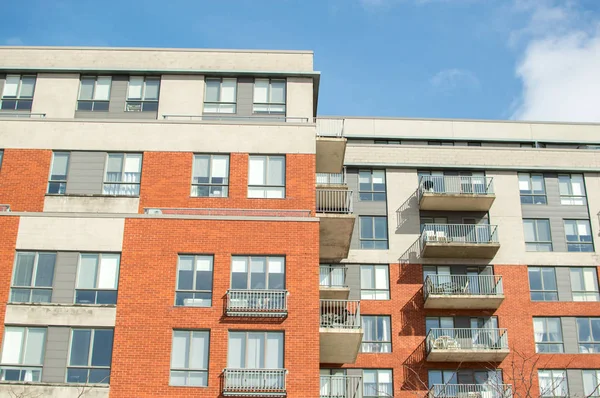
[346, 264, 361, 300]
[562, 317, 579, 354]
[236, 77, 253, 117]
[556, 267, 573, 301]
[51, 252, 78, 304]
[65, 151, 107, 195]
[567, 369, 584, 398]
[41, 326, 70, 383]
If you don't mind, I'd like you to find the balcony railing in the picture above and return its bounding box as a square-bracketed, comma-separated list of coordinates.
[223, 368, 287, 396]
[418, 176, 494, 198]
[320, 300, 361, 329]
[226, 290, 288, 317]
[429, 383, 513, 398]
[424, 275, 504, 298]
[317, 168, 347, 186]
[316, 118, 344, 137]
[426, 328, 509, 353]
[163, 114, 309, 123]
[420, 224, 499, 245]
[320, 375, 363, 398]
[0, 112, 46, 119]
[320, 266, 348, 288]
[316, 189, 353, 214]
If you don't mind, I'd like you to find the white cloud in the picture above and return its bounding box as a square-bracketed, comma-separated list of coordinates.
[430, 68, 480, 92]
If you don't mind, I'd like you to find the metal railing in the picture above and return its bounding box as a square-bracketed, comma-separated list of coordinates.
[317, 168, 347, 185]
[0, 112, 46, 119]
[143, 207, 312, 218]
[226, 290, 288, 317]
[320, 300, 361, 329]
[420, 224, 499, 245]
[426, 328, 509, 353]
[316, 189, 353, 214]
[163, 114, 309, 123]
[316, 118, 344, 137]
[418, 176, 494, 199]
[429, 383, 513, 398]
[320, 266, 348, 288]
[223, 369, 287, 396]
[320, 375, 363, 398]
[424, 275, 504, 298]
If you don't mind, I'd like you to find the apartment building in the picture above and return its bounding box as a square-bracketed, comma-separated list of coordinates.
[0, 46, 599, 398]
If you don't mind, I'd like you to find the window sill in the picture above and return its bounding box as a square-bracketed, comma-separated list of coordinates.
[7, 302, 116, 308]
[168, 383, 209, 388]
[189, 196, 229, 199]
[45, 194, 140, 198]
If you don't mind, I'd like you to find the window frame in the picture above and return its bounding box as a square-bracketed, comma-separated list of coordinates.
[47, 151, 70, 195]
[76, 76, 112, 112]
[583, 370, 600, 397]
[533, 317, 564, 353]
[363, 369, 393, 398]
[203, 77, 237, 114]
[227, 331, 284, 369]
[564, 219, 594, 252]
[358, 169, 387, 201]
[538, 370, 569, 398]
[523, 219, 553, 252]
[125, 76, 160, 112]
[0, 74, 36, 111]
[570, 268, 600, 301]
[175, 255, 214, 307]
[191, 154, 230, 198]
[518, 173, 547, 205]
[0, 326, 46, 382]
[558, 174, 587, 205]
[361, 315, 392, 353]
[10, 251, 56, 304]
[230, 256, 286, 290]
[74, 253, 120, 305]
[102, 153, 143, 196]
[247, 155, 286, 199]
[360, 265, 390, 300]
[576, 317, 600, 353]
[528, 267, 558, 302]
[359, 216, 389, 249]
[66, 328, 113, 384]
[169, 330, 210, 387]
[252, 78, 286, 114]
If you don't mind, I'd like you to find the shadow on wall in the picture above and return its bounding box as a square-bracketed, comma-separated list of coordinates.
[402, 342, 430, 392]
[396, 189, 420, 234]
[398, 238, 422, 265]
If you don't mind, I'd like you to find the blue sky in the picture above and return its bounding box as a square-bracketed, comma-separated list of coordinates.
[2, 0, 600, 122]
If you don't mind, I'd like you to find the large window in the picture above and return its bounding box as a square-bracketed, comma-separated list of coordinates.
[75, 253, 120, 305]
[126, 76, 160, 112]
[227, 331, 283, 369]
[558, 174, 586, 205]
[1, 75, 36, 111]
[538, 370, 568, 397]
[359, 170, 386, 201]
[363, 369, 393, 398]
[204, 78, 237, 114]
[103, 153, 142, 196]
[67, 329, 114, 384]
[253, 79, 286, 114]
[359, 216, 389, 249]
[77, 76, 111, 111]
[175, 255, 213, 307]
[231, 256, 285, 290]
[170, 330, 209, 386]
[10, 252, 55, 303]
[47, 152, 70, 195]
[248, 155, 285, 198]
[583, 370, 600, 397]
[518, 173, 547, 204]
[528, 267, 558, 301]
[523, 219, 552, 251]
[361, 316, 391, 353]
[533, 318, 563, 353]
[564, 220, 593, 252]
[576, 318, 600, 353]
[570, 268, 600, 301]
[360, 265, 390, 300]
[0, 327, 46, 382]
[191, 154, 229, 197]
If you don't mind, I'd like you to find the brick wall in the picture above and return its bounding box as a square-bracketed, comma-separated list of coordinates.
[0, 149, 51, 212]
[110, 218, 320, 398]
[0, 216, 19, 352]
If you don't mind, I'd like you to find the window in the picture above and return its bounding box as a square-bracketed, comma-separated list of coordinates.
[0, 327, 46, 382]
[126, 76, 160, 112]
[191, 154, 229, 197]
[468, 142, 482, 146]
[374, 140, 400, 145]
[428, 141, 453, 146]
[170, 330, 209, 386]
[359, 216, 388, 249]
[248, 155, 285, 198]
[518, 173, 547, 204]
[253, 79, 286, 114]
[577, 318, 600, 353]
[528, 267, 558, 301]
[204, 78, 236, 113]
[77, 76, 111, 111]
[0, 150, 3, 170]
[558, 174, 586, 205]
[227, 331, 283, 369]
[523, 219, 552, 251]
[428, 370, 458, 388]
[361, 316, 391, 353]
[538, 370, 568, 397]
[47, 152, 70, 194]
[1, 75, 36, 111]
[426, 317, 455, 334]
[359, 170, 386, 201]
[175, 255, 213, 307]
[570, 268, 600, 301]
[564, 220, 593, 252]
[360, 265, 390, 299]
[103, 153, 142, 196]
[75, 253, 120, 305]
[533, 318, 563, 353]
[10, 252, 56, 303]
[583, 370, 600, 397]
[231, 256, 285, 290]
[363, 369, 392, 398]
[67, 329, 113, 384]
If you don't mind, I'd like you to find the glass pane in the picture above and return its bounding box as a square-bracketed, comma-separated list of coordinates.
[91, 329, 113, 367]
[231, 257, 248, 289]
[124, 154, 142, 174]
[170, 370, 187, 386]
[265, 332, 283, 368]
[98, 254, 119, 289]
[69, 330, 91, 366]
[106, 154, 124, 174]
[67, 368, 88, 383]
[212, 156, 228, 179]
[254, 79, 269, 103]
[205, 79, 220, 102]
[542, 268, 557, 291]
[23, 329, 45, 365]
[75, 290, 96, 304]
[374, 217, 388, 239]
[10, 288, 30, 303]
[188, 371, 207, 386]
[267, 157, 285, 186]
[78, 255, 98, 289]
[13, 253, 35, 287]
[34, 253, 55, 287]
[94, 77, 111, 100]
[248, 157, 266, 185]
[127, 76, 144, 99]
[144, 78, 160, 100]
[190, 332, 208, 369]
[529, 268, 542, 290]
[537, 220, 551, 242]
[227, 332, 245, 368]
[89, 368, 110, 384]
[79, 78, 95, 100]
[177, 256, 194, 290]
[572, 175, 585, 196]
[193, 155, 210, 182]
[221, 79, 237, 102]
[571, 268, 584, 291]
[270, 81, 286, 103]
[250, 257, 267, 289]
[2, 75, 19, 97]
[361, 266, 373, 289]
[19, 76, 36, 98]
[51, 153, 69, 179]
[523, 220, 536, 241]
[96, 290, 117, 305]
[1, 327, 24, 363]
[361, 217, 374, 239]
[171, 331, 189, 368]
[532, 175, 545, 193]
[591, 318, 600, 341]
[375, 266, 389, 289]
[195, 257, 213, 291]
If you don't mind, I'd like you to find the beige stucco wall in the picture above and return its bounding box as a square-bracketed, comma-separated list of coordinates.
[0, 384, 109, 398]
[286, 77, 314, 120]
[44, 196, 140, 214]
[31, 73, 79, 118]
[5, 304, 116, 327]
[157, 74, 205, 117]
[16, 217, 124, 251]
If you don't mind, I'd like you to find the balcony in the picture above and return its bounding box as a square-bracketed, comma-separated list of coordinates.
[426, 328, 509, 362]
[320, 300, 362, 364]
[320, 265, 350, 300]
[429, 384, 513, 398]
[418, 176, 495, 211]
[424, 275, 504, 309]
[316, 118, 346, 173]
[317, 169, 347, 188]
[225, 290, 288, 317]
[320, 375, 363, 398]
[317, 189, 355, 261]
[420, 224, 500, 259]
[223, 369, 287, 397]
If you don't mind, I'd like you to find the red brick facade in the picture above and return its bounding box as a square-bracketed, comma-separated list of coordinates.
[0, 149, 51, 212]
